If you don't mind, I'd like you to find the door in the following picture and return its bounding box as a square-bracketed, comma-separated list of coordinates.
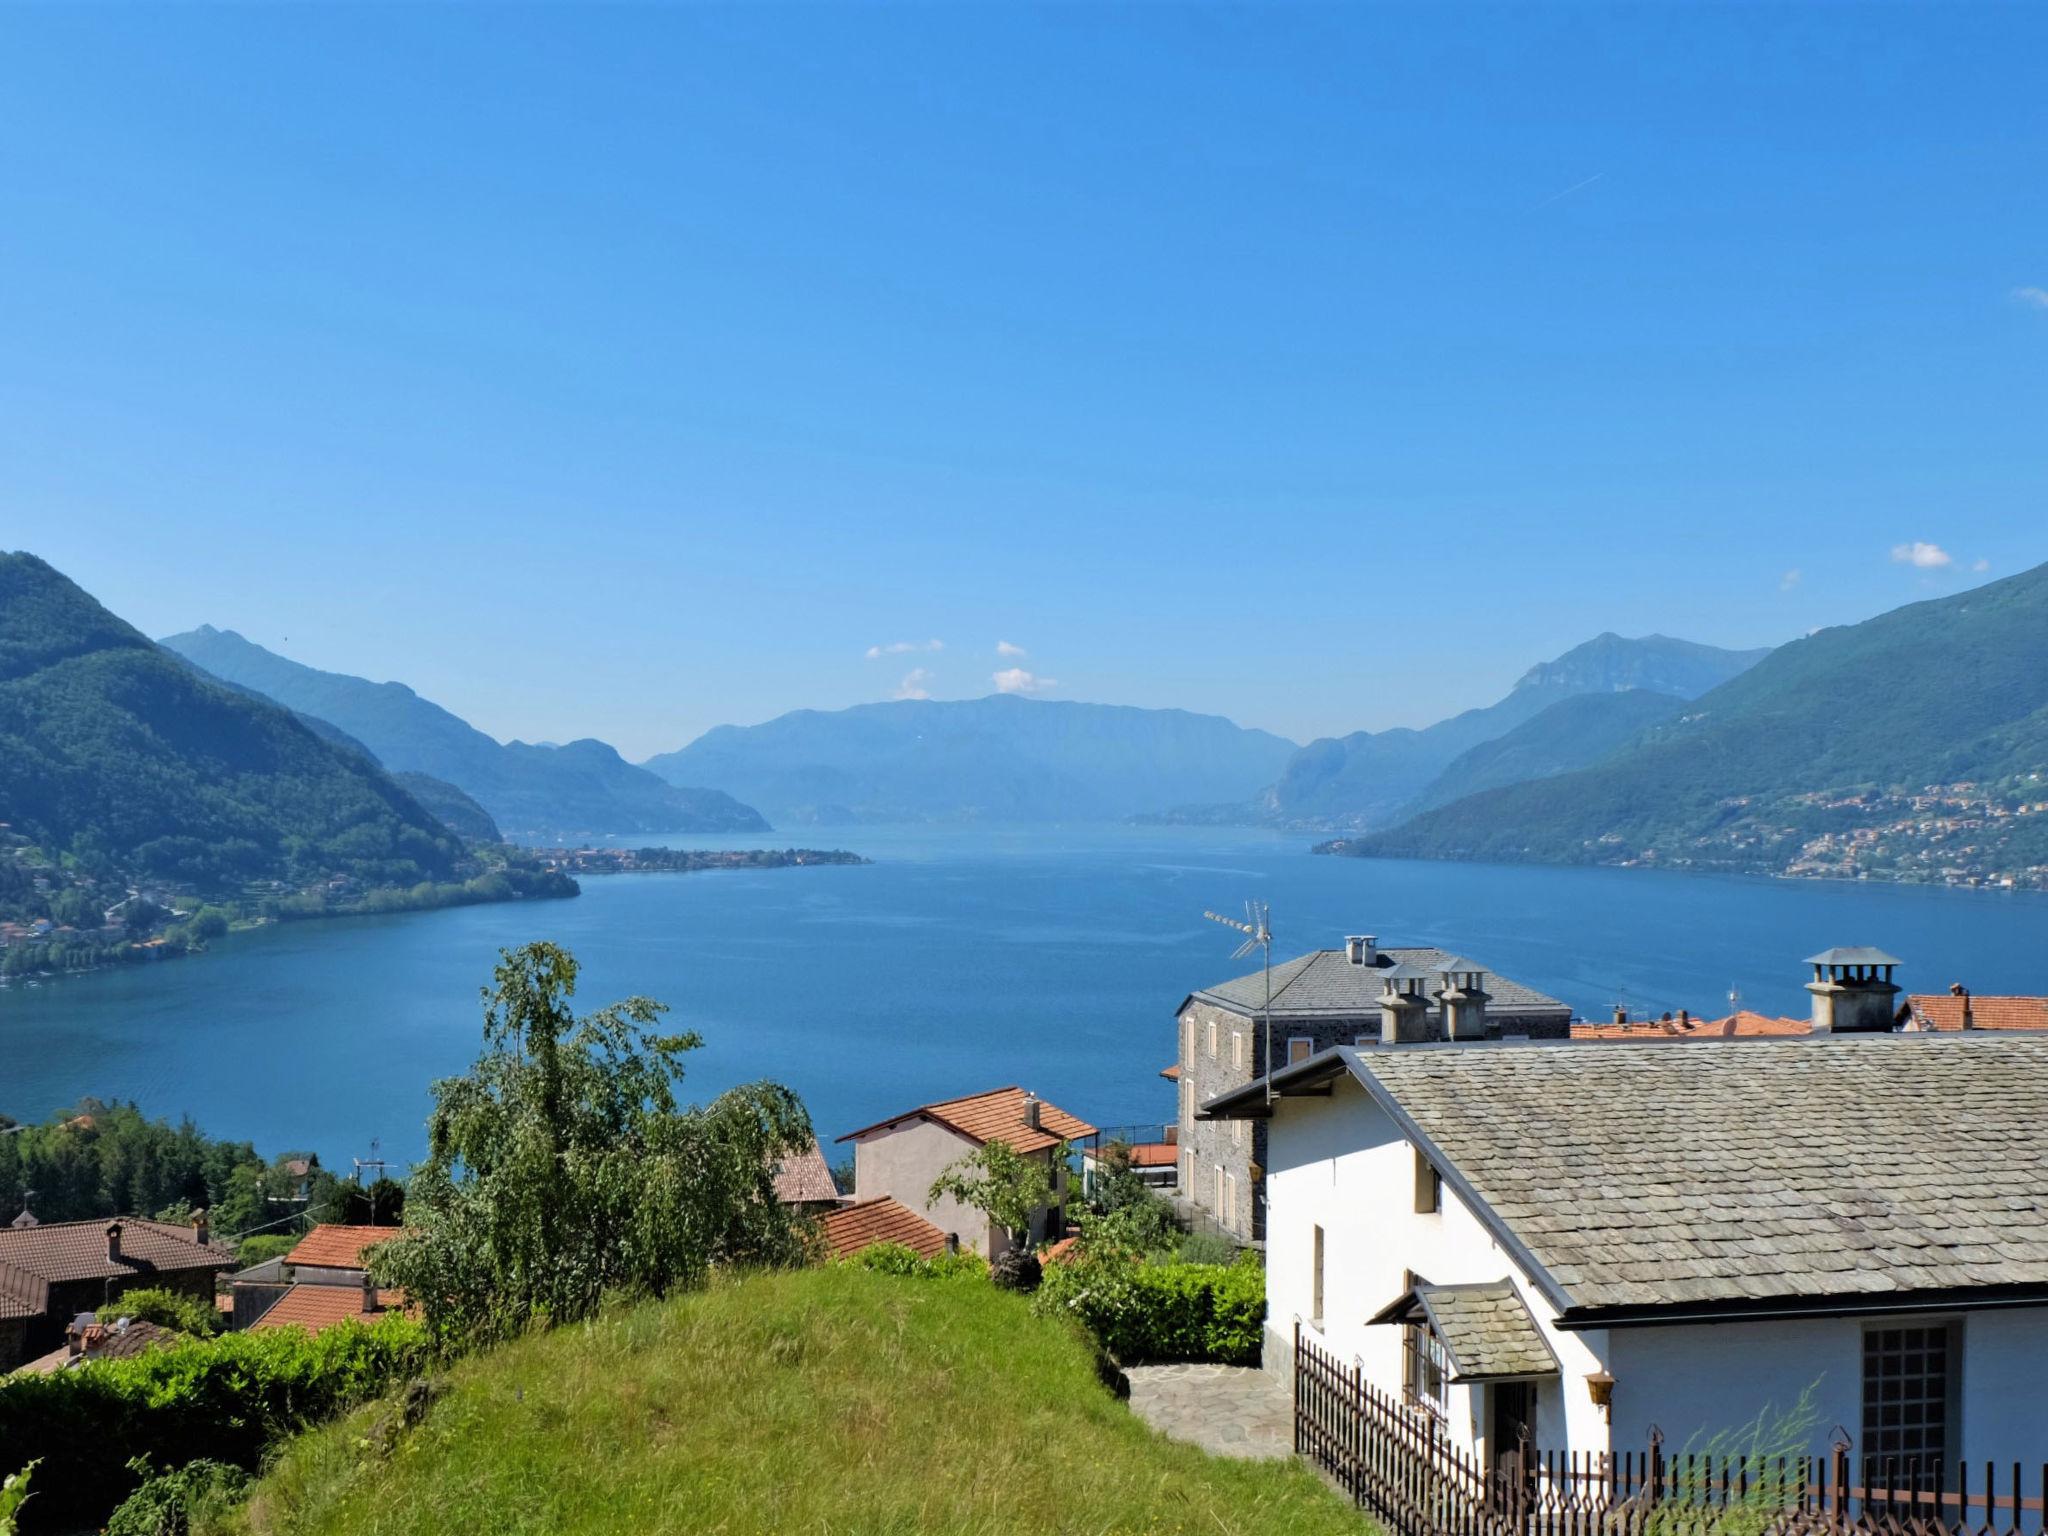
[1489, 1382, 1536, 1509]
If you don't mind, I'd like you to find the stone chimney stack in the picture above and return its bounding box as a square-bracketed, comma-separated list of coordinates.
[1378, 964, 1433, 1044]
[1612, 1004, 1628, 1026]
[1021, 1094, 1042, 1131]
[361, 1272, 381, 1315]
[105, 1220, 123, 1264]
[1805, 947, 1903, 1034]
[1345, 935, 1379, 967]
[1437, 962, 1491, 1042]
[192, 1208, 209, 1248]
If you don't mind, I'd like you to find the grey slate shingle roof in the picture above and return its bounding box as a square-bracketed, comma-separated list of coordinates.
[1192, 947, 1569, 1019]
[1374, 1281, 1560, 1380]
[1350, 1034, 2048, 1316]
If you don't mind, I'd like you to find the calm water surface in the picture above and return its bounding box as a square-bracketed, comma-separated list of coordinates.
[2, 825, 2044, 1168]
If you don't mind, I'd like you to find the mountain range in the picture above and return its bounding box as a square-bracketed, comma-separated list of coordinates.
[1336, 560, 2048, 885]
[162, 627, 767, 840]
[643, 695, 1300, 825]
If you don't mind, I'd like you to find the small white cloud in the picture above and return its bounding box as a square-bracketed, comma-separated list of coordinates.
[992, 667, 1057, 695]
[893, 667, 934, 700]
[1973, 558, 1992, 573]
[1780, 569, 1802, 591]
[865, 639, 944, 660]
[995, 640, 1028, 658]
[1891, 541, 1953, 570]
[2013, 286, 2048, 310]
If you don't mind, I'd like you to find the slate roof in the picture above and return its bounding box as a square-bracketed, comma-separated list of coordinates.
[285, 1225, 404, 1271]
[1906, 994, 2048, 1033]
[818, 1197, 950, 1260]
[1213, 1033, 2048, 1323]
[1190, 947, 1568, 1021]
[1370, 1281, 1559, 1381]
[0, 1218, 231, 1295]
[772, 1139, 841, 1205]
[837, 1087, 1096, 1157]
[249, 1283, 410, 1334]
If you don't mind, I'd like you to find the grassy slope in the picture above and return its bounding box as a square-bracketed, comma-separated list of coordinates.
[228, 1268, 1357, 1536]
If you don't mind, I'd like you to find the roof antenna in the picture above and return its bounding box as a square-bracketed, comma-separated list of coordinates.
[1205, 902, 1274, 1105]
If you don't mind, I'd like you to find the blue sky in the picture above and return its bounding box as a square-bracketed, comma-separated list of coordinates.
[4, 4, 2042, 759]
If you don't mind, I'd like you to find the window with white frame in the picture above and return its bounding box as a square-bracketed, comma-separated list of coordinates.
[1183, 1014, 1194, 1063]
[1232, 1030, 1243, 1071]
[1288, 1036, 1313, 1065]
[1311, 1224, 1325, 1328]
[1354, 1034, 1375, 1047]
[1402, 1293, 1449, 1413]
[1413, 1146, 1443, 1214]
[1223, 1172, 1237, 1228]
[1207, 1017, 1218, 1057]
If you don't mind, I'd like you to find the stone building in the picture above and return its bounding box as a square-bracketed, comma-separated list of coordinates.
[1173, 934, 1571, 1245]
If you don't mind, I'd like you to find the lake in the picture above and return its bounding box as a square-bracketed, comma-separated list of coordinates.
[2, 825, 2045, 1171]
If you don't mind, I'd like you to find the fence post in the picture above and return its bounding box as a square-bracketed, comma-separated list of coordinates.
[1648, 1425, 1665, 1507]
[1830, 1433, 1851, 1527]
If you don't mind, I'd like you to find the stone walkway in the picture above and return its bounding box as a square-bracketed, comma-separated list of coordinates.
[1125, 1362, 1295, 1460]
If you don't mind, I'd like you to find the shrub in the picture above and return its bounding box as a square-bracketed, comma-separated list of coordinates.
[107, 1286, 220, 1338]
[104, 1458, 248, 1536]
[0, 1314, 431, 1533]
[1034, 1254, 1265, 1365]
[841, 1242, 987, 1281]
[232, 1233, 297, 1267]
[0, 1464, 33, 1536]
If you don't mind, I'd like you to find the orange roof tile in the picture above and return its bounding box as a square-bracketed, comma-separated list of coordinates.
[837, 1086, 1095, 1156]
[818, 1197, 949, 1260]
[1125, 1142, 1179, 1168]
[249, 1283, 411, 1334]
[1571, 1011, 1810, 1041]
[284, 1225, 405, 1270]
[1041, 1235, 1081, 1265]
[771, 1139, 841, 1204]
[1159, 1063, 1181, 1081]
[1907, 994, 2048, 1032]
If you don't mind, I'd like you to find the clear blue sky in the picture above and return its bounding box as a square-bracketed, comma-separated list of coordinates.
[4, 4, 2042, 759]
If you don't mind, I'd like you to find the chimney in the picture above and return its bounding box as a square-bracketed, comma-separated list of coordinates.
[1378, 965, 1432, 1045]
[1805, 947, 1903, 1034]
[1677, 1008, 1691, 1028]
[66, 1312, 95, 1358]
[105, 1220, 123, 1263]
[1612, 1004, 1628, 1026]
[1437, 964, 1491, 1042]
[192, 1208, 209, 1248]
[361, 1271, 381, 1315]
[1952, 982, 1974, 1030]
[1021, 1094, 1042, 1130]
[944, 1233, 960, 1256]
[1345, 935, 1378, 967]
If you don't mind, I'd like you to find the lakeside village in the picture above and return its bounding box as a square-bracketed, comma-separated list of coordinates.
[8, 926, 2048, 1535]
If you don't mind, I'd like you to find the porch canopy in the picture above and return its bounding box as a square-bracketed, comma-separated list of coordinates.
[1368, 1279, 1559, 1383]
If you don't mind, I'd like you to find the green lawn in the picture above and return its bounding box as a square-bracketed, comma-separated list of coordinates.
[223, 1267, 1360, 1536]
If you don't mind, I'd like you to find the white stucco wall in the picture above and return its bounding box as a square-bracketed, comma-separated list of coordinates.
[1262, 1076, 1612, 1463]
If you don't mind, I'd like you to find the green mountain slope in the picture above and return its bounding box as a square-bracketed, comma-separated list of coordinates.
[644, 694, 1298, 824]
[162, 627, 767, 838]
[1401, 688, 1688, 816]
[0, 554, 465, 891]
[391, 772, 503, 842]
[1260, 634, 1770, 829]
[1342, 564, 2048, 885]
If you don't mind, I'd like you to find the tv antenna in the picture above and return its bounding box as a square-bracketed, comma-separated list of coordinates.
[353, 1139, 390, 1223]
[1204, 901, 1274, 1104]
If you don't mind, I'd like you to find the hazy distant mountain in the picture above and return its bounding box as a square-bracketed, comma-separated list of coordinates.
[0, 554, 465, 889]
[642, 694, 1298, 824]
[1340, 563, 2048, 882]
[1257, 634, 1772, 830]
[1399, 688, 1688, 817]
[391, 772, 503, 843]
[161, 627, 767, 839]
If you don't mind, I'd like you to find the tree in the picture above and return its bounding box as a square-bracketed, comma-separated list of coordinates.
[928, 1139, 1055, 1249]
[372, 941, 814, 1341]
[1075, 1141, 1179, 1260]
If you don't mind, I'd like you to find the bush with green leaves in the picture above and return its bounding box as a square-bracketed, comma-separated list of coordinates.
[0, 1314, 430, 1533]
[0, 1463, 33, 1536]
[103, 1458, 249, 1536]
[1034, 1253, 1265, 1365]
[105, 1286, 220, 1339]
[840, 1242, 988, 1281]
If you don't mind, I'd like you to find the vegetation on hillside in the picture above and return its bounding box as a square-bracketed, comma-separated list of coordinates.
[219, 1267, 1351, 1536]
[1400, 687, 1686, 816]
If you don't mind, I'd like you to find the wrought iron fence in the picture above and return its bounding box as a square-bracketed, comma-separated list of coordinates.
[1294, 1326, 2048, 1536]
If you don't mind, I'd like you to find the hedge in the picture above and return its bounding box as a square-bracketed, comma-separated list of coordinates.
[1034, 1255, 1265, 1365]
[0, 1315, 432, 1533]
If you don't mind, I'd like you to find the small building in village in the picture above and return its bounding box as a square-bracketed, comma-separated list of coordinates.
[0, 1216, 231, 1370]
[1205, 949, 2048, 1474]
[837, 1087, 1095, 1257]
[233, 1223, 410, 1334]
[1176, 933, 1572, 1245]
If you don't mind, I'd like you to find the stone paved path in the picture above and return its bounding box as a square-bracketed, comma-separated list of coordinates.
[1125, 1362, 1295, 1460]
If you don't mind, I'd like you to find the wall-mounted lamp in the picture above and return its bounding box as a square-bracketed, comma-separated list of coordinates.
[1585, 1371, 1614, 1423]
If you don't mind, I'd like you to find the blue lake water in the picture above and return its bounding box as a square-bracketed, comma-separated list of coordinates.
[2, 824, 2044, 1170]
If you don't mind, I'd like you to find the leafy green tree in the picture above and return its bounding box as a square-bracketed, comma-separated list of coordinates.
[1074, 1142, 1179, 1260]
[104, 1286, 220, 1339]
[372, 941, 813, 1341]
[928, 1139, 1056, 1249]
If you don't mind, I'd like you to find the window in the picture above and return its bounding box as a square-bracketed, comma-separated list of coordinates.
[1232, 1117, 1244, 1148]
[1413, 1146, 1442, 1214]
[1223, 1172, 1237, 1228]
[1232, 1030, 1244, 1071]
[1207, 1018, 1218, 1057]
[1214, 1164, 1225, 1214]
[1404, 1319, 1449, 1413]
[1354, 1034, 1375, 1048]
[1180, 1077, 1193, 1128]
[1862, 1325, 1955, 1468]
[1181, 1149, 1193, 1189]
[1289, 1036, 1314, 1065]
[1183, 1014, 1195, 1063]
[1311, 1225, 1326, 1327]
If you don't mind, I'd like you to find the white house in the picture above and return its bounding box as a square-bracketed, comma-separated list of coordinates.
[1205, 1000, 2048, 1478]
[837, 1086, 1096, 1257]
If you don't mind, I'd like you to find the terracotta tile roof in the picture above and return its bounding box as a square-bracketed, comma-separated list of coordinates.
[1042, 1235, 1081, 1265]
[0, 1218, 231, 1298]
[771, 1139, 841, 1204]
[1570, 1011, 1809, 1040]
[1125, 1142, 1179, 1169]
[1906, 994, 2048, 1033]
[249, 1283, 411, 1334]
[285, 1225, 405, 1270]
[818, 1197, 949, 1260]
[837, 1086, 1096, 1156]
[1159, 1063, 1180, 1081]
[13, 1319, 187, 1375]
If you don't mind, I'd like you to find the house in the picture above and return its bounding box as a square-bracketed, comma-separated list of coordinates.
[0, 1216, 231, 1370]
[249, 1275, 408, 1335]
[771, 1138, 842, 1214]
[1176, 933, 1571, 1245]
[232, 1223, 405, 1330]
[13, 1314, 187, 1375]
[817, 1196, 951, 1261]
[1570, 1009, 1809, 1039]
[836, 1087, 1096, 1257]
[1081, 1135, 1180, 1196]
[1206, 951, 2048, 1473]
[1903, 985, 2048, 1033]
